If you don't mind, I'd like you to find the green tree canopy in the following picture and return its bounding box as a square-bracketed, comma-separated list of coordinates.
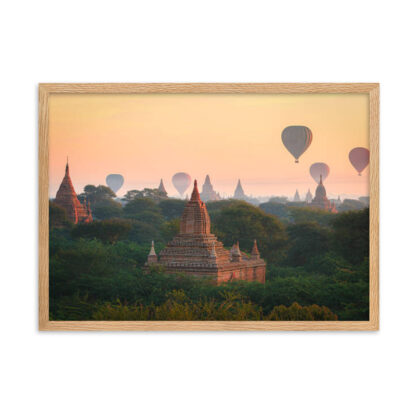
[78, 185, 116, 206]
[259, 201, 292, 223]
[49, 201, 70, 228]
[71, 219, 132, 244]
[92, 199, 123, 220]
[211, 202, 288, 264]
[268, 196, 289, 204]
[206, 199, 239, 215]
[287, 206, 335, 227]
[123, 188, 168, 202]
[159, 199, 186, 220]
[331, 208, 369, 264]
[286, 222, 330, 267]
[123, 198, 160, 218]
[337, 199, 366, 212]
[161, 218, 180, 242]
[127, 220, 162, 245]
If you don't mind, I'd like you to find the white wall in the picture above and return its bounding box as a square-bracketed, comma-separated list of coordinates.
[1, 1, 415, 415]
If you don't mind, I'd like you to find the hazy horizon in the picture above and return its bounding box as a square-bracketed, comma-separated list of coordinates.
[49, 93, 369, 199]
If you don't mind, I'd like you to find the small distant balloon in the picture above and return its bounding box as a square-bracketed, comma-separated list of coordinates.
[349, 147, 369, 176]
[281, 126, 313, 163]
[310, 163, 330, 184]
[106, 174, 124, 194]
[172, 172, 191, 196]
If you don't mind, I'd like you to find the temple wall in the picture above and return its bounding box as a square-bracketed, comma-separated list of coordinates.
[217, 264, 265, 284]
[155, 261, 266, 284]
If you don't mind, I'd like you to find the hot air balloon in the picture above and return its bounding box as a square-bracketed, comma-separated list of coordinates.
[172, 172, 191, 197]
[106, 174, 124, 194]
[310, 163, 330, 184]
[349, 147, 369, 176]
[281, 126, 313, 163]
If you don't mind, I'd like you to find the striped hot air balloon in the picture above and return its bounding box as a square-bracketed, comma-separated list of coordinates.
[281, 126, 313, 163]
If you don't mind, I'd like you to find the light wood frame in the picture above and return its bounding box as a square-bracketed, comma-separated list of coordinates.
[39, 83, 379, 331]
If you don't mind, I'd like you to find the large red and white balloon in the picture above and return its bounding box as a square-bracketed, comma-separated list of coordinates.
[310, 163, 330, 184]
[281, 126, 313, 163]
[172, 172, 192, 196]
[349, 147, 369, 176]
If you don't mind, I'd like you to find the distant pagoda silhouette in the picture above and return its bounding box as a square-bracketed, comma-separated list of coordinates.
[54, 160, 92, 224]
[200, 175, 220, 202]
[293, 189, 301, 202]
[158, 178, 168, 197]
[305, 189, 313, 204]
[146, 180, 266, 283]
[310, 175, 337, 213]
[233, 179, 246, 200]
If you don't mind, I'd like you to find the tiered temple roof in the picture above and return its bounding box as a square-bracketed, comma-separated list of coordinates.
[54, 161, 92, 224]
[146, 180, 266, 283]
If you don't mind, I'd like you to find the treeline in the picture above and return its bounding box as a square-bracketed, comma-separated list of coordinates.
[94, 293, 337, 321]
[49, 184, 369, 321]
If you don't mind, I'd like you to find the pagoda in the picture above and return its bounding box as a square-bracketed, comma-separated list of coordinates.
[146, 180, 266, 283]
[158, 179, 168, 197]
[54, 160, 93, 224]
[310, 175, 337, 213]
[200, 175, 220, 202]
[233, 179, 246, 200]
[293, 189, 301, 202]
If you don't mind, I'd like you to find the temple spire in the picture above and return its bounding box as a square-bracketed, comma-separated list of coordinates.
[149, 240, 156, 256]
[55, 160, 92, 224]
[179, 179, 211, 234]
[158, 179, 167, 196]
[147, 241, 158, 264]
[319, 174, 323, 185]
[231, 241, 242, 262]
[294, 189, 300, 202]
[233, 179, 246, 199]
[306, 188, 313, 203]
[200, 174, 220, 202]
[190, 179, 201, 201]
[251, 239, 260, 259]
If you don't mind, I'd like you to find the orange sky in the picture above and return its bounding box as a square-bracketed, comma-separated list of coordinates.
[49, 93, 369, 199]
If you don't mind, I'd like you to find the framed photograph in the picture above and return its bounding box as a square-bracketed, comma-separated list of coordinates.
[39, 83, 379, 331]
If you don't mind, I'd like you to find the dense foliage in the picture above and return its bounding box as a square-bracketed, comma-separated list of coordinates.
[49, 192, 369, 321]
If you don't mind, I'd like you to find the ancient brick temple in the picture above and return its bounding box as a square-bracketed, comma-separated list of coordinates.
[146, 180, 266, 283]
[310, 175, 338, 213]
[200, 174, 220, 202]
[54, 161, 93, 224]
